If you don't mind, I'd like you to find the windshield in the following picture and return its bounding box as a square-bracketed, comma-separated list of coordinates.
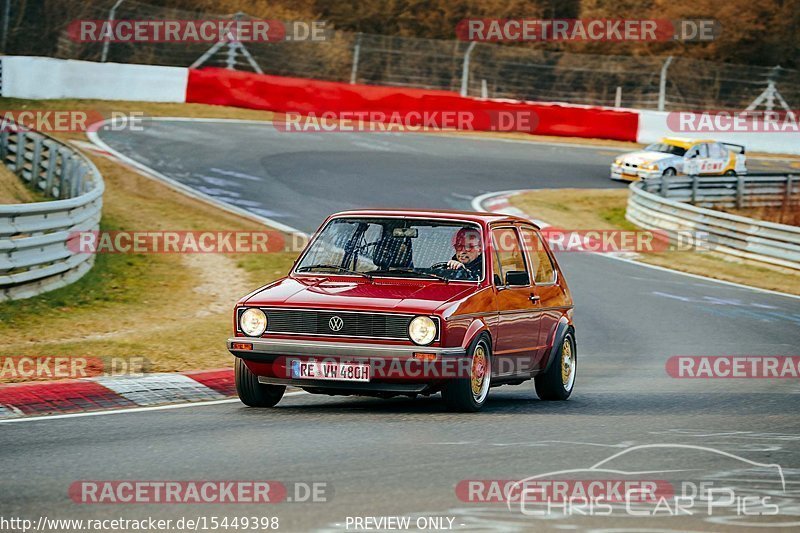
[295, 217, 484, 281]
[645, 143, 687, 156]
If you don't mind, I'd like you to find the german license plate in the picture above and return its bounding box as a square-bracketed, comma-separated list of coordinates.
[291, 360, 370, 382]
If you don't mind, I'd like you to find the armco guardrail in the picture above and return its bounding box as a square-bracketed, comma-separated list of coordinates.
[626, 177, 800, 270]
[0, 128, 104, 301]
[639, 173, 800, 209]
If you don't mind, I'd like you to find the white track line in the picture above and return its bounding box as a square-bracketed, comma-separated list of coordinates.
[0, 391, 308, 425]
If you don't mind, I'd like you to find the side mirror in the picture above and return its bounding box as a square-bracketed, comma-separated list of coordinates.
[505, 270, 530, 286]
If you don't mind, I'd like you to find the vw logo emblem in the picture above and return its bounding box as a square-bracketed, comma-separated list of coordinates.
[328, 316, 344, 332]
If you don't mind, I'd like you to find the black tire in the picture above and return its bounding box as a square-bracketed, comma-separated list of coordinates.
[235, 358, 285, 407]
[442, 335, 492, 412]
[662, 168, 677, 177]
[724, 170, 737, 176]
[535, 330, 576, 401]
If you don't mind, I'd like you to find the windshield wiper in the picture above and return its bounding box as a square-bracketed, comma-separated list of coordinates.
[371, 268, 449, 283]
[296, 264, 372, 279]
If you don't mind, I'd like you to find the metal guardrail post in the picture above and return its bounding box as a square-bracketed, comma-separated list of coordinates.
[30, 136, 43, 190]
[13, 131, 25, 173]
[660, 175, 669, 197]
[786, 175, 794, 208]
[691, 175, 699, 204]
[736, 176, 745, 208]
[43, 141, 57, 196]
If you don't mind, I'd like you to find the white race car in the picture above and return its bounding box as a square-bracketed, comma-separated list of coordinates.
[611, 137, 747, 181]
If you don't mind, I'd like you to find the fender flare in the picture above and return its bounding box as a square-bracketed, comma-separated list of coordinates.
[461, 317, 492, 352]
[542, 318, 575, 373]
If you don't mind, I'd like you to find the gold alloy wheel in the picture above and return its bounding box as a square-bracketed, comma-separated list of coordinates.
[561, 337, 576, 391]
[471, 343, 490, 403]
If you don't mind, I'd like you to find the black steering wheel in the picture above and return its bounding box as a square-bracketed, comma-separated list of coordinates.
[430, 262, 477, 280]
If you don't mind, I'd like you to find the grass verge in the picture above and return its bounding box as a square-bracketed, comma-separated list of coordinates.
[509, 188, 800, 296]
[0, 99, 296, 382]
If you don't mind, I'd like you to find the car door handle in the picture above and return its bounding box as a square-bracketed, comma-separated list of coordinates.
[529, 294, 540, 303]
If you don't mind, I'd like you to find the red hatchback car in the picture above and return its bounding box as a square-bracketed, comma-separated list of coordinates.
[227, 209, 576, 412]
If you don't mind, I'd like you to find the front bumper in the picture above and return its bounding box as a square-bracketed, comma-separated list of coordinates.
[227, 337, 466, 360]
[610, 164, 661, 181]
[228, 337, 468, 395]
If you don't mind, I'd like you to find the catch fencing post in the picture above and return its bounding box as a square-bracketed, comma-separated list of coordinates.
[350, 32, 362, 84]
[691, 174, 699, 204]
[460, 41, 477, 97]
[100, 0, 126, 63]
[658, 56, 673, 111]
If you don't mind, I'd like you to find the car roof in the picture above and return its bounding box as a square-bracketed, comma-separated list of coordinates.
[659, 137, 717, 148]
[328, 208, 537, 228]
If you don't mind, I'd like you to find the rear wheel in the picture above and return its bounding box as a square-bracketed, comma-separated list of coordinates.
[662, 168, 676, 177]
[235, 358, 285, 407]
[724, 170, 737, 176]
[535, 330, 576, 401]
[442, 336, 491, 412]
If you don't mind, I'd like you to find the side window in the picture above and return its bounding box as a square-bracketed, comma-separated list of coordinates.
[492, 249, 503, 286]
[491, 227, 528, 285]
[686, 146, 699, 159]
[708, 142, 725, 159]
[519, 226, 556, 284]
[696, 144, 709, 158]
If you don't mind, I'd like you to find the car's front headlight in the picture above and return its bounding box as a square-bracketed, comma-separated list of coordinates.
[613, 159, 622, 166]
[240, 308, 268, 337]
[408, 316, 437, 345]
[642, 163, 658, 171]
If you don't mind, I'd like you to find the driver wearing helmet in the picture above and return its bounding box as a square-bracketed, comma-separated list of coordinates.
[446, 227, 483, 278]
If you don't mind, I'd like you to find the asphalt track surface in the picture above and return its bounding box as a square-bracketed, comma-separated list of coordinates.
[2, 119, 799, 532]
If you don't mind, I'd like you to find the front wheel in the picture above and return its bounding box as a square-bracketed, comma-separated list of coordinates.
[662, 168, 677, 177]
[535, 330, 576, 401]
[235, 358, 285, 407]
[442, 336, 492, 412]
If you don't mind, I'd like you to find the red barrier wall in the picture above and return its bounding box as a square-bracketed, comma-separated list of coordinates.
[186, 67, 639, 141]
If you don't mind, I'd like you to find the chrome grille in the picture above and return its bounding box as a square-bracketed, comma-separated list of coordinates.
[251, 308, 419, 340]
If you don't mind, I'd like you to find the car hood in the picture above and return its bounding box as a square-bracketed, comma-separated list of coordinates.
[243, 276, 476, 314]
[619, 150, 679, 165]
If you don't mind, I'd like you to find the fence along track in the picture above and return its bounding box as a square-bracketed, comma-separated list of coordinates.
[0, 127, 104, 301]
[626, 176, 800, 270]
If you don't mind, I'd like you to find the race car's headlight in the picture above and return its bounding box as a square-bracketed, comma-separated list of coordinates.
[240, 308, 267, 337]
[614, 159, 622, 165]
[642, 163, 658, 170]
[409, 316, 437, 345]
